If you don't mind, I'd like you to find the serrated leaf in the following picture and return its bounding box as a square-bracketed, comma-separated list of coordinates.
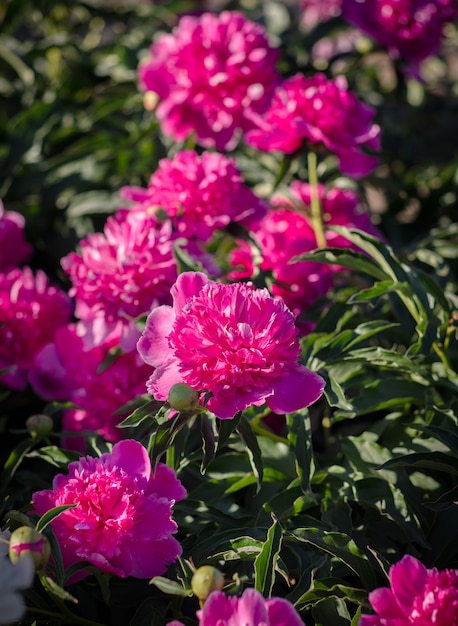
[254, 514, 283, 596]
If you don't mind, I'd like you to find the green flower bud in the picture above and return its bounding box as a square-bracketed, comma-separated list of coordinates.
[168, 383, 199, 411]
[26, 414, 53, 439]
[9, 526, 51, 570]
[191, 566, 225, 601]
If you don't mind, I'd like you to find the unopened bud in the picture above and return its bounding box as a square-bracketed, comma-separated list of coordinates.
[191, 566, 224, 601]
[168, 383, 199, 412]
[26, 414, 53, 439]
[9, 526, 51, 570]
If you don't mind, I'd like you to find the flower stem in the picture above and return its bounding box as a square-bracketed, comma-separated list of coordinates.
[250, 417, 289, 445]
[307, 151, 326, 248]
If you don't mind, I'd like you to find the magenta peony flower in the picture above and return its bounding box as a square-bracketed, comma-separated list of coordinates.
[229, 208, 334, 320]
[168, 588, 305, 626]
[246, 73, 381, 178]
[121, 150, 267, 242]
[30, 324, 151, 451]
[342, 0, 457, 69]
[0, 201, 32, 272]
[138, 11, 280, 150]
[61, 209, 177, 348]
[137, 271, 325, 419]
[32, 440, 186, 579]
[359, 554, 458, 626]
[0, 267, 72, 390]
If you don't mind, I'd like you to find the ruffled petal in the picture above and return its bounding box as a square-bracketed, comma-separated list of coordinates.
[267, 366, 325, 414]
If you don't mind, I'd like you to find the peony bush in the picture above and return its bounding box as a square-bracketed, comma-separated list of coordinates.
[0, 1, 457, 625]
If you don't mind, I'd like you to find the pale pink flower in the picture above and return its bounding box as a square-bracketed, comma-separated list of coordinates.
[229, 209, 334, 319]
[168, 588, 305, 626]
[246, 73, 381, 178]
[32, 440, 186, 579]
[138, 11, 280, 150]
[359, 554, 458, 626]
[0, 267, 72, 390]
[0, 201, 32, 272]
[137, 271, 325, 419]
[300, 0, 342, 29]
[61, 209, 177, 348]
[30, 325, 151, 451]
[342, 0, 457, 69]
[121, 150, 267, 242]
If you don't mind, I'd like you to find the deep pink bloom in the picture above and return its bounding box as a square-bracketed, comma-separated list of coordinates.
[121, 150, 267, 242]
[229, 209, 333, 319]
[359, 554, 458, 626]
[0, 201, 32, 272]
[138, 11, 280, 150]
[137, 272, 325, 419]
[246, 73, 381, 178]
[168, 588, 305, 626]
[32, 440, 186, 579]
[61, 209, 177, 348]
[0, 267, 72, 390]
[342, 0, 457, 69]
[30, 325, 151, 451]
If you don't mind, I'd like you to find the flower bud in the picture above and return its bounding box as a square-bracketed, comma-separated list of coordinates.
[9, 526, 51, 570]
[26, 414, 53, 439]
[168, 383, 199, 411]
[191, 566, 225, 601]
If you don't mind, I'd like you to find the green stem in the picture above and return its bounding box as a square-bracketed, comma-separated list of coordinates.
[307, 151, 326, 248]
[250, 417, 289, 445]
[432, 341, 452, 372]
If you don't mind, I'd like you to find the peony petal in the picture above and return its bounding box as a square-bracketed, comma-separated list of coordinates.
[369, 587, 405, 618]
[266, 596, 305, 625]
[108, 440, 151, 481]
[171, 271, 209, 313]
[146, 361, 184, 401]
[137, 305, 175, 367]
[267, 366, 325, 414]
[390, 554, 427, 614]
[127, 535, 183, 578]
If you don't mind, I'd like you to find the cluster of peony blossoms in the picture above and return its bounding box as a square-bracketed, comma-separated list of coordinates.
[137, 271, 326, 420]
[168, 588, 305, 626]
[139, 11, 280, 150]
[359, 554, 458, 625]
[342, 0, 458, 70]
[32, 440, 186, 580]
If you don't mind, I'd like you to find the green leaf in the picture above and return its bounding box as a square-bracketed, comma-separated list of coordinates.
[39, 574, 78, 604]
[117, 398, 164, 429]
[287, 410, 316, 496]
[378, 451, 458, 475]
[288, 529, 377, 589]
[201, 414, 218, 473]
[236, 416, 264, 493]
[294, 247, 390, 282]
[254, 514, 283, 596]
[149, 576, 192, 597]
[148, 411, 193, 471]
[312, 597, 352, 626]
[36, 504, 77, 533]
[0, 438, 36, 491]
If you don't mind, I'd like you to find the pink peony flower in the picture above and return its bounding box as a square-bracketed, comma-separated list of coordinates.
[300, 0, 342, 29]
[246, 73, 381, 178]
[30, 324, 151, 451]
[276, 181, 383, 247]
[32, 440, 186, 579]
[137, 271, 325, 419]
[229, 208, 334, 319]
[0, 267, 72, 390]
[168, 588, 305, 626]
[359, 554, 458, 626]
[61, 209, 178, 348]
[138, 11, 280, 150]
[342, 0, 457, 69]
[121, 150, 267, 242]
[0, 201, 32, 272]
